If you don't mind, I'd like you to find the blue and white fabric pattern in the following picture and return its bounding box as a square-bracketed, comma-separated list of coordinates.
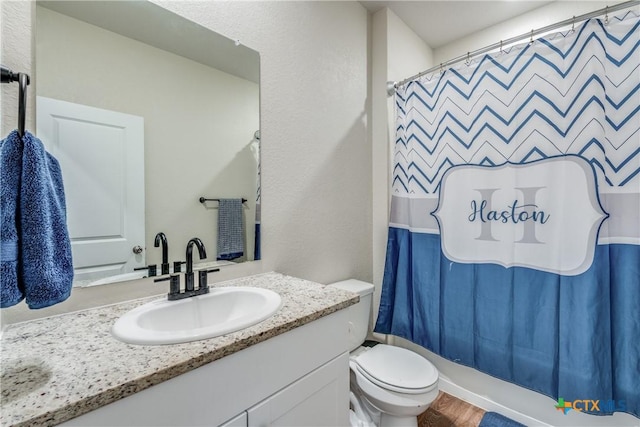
[375, 11, 640, 417]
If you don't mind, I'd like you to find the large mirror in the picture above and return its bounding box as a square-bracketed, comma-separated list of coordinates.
[35, 1, 261, 287]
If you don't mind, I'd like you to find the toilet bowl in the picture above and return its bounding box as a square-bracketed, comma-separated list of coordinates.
[350, 344, 438, 426]
[328, 280, 439, 427]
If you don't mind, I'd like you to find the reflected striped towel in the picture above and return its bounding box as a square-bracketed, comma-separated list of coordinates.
[217, 199, 244, 260]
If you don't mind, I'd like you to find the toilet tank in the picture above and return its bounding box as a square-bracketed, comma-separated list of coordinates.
[327, 279, 374, 351]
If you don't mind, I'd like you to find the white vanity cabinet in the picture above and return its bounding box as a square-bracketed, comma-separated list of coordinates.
[60, 309, 350, 427]
[221, 352, 348, 427]
[219, 412, 248, 427]
[247, 352, 348, 426]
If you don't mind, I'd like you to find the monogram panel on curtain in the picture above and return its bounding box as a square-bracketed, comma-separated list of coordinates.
[375, 11, 640, 417]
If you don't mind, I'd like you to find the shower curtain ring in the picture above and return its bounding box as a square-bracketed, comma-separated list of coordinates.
[386, 81, 397, 97]
[500, 40, 504, 54]
[571, 16, 576, 33]
[440, 63, 444, 75]
[465, 52, 470, 66]
[604, 6, 609, 25]
[529, 29, 534, 45]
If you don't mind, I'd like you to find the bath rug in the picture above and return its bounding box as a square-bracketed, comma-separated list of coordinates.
[479, 411, 526, 427]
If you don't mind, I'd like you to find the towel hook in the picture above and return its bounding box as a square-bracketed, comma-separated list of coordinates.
[1, 66, 30, 138]
[18, 73, 29, 137]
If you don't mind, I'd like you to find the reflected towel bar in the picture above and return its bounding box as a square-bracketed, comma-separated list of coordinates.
[199, 197, 247, 204]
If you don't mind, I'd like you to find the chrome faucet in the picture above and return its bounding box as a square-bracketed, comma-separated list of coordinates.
[154, 232, 170, 275]
[185, 238, 207, 292]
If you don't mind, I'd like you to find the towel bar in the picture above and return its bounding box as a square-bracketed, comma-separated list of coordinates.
[199, 197, 247, 204]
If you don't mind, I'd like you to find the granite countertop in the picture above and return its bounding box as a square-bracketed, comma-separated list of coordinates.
[0, 272, 358, 427]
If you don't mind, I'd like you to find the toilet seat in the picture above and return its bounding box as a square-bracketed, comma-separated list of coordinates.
[351, 344, 438, 394]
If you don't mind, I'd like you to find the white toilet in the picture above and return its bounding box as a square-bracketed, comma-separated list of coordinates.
[328, 280, 439, 427]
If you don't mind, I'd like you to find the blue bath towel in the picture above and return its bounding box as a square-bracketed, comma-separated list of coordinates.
[217, 198, 244, 260]
[20, 131, 73, 308]
[1, 130, 24, 307]
[479, 412, 526, 427]
[1, 130, 73, 309]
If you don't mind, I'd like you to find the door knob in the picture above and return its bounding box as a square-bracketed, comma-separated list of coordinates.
[132, 245, 144, 254]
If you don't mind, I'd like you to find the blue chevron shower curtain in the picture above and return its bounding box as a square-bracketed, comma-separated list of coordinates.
[375, 11, 640, 417]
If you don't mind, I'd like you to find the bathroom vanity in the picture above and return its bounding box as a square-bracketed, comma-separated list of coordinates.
[0, 273, 358, 426]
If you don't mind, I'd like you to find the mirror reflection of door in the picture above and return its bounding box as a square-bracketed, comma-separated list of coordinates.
[37, 96, 145, 285]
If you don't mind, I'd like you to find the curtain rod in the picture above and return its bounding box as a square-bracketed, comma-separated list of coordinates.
[393, 0, 640, 90]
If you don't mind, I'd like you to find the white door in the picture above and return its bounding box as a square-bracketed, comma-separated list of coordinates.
[37, 96, 145, 284]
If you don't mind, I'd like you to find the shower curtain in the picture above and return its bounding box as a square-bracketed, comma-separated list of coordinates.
[251, 133, 261, 260]
[375, 11, 639, 417]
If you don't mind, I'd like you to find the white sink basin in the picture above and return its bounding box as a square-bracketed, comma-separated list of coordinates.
[112, 287, 282, 345]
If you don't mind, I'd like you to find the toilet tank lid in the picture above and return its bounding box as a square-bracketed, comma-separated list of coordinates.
[327, 279, 374, 296]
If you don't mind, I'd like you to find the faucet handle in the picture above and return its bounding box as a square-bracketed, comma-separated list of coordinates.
[197, 268, 220, 292]
[198, 271, 209, 292]
[134, 264, 157, 277]
[173, 261, 186, 273]
[154, 274, 181, 299]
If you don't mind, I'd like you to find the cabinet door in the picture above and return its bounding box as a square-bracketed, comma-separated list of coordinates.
[247, 352, 349, 427]
[219, 412, 247, 427]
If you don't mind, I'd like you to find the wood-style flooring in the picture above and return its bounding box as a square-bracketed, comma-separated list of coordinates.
[418, 392, 486, 427]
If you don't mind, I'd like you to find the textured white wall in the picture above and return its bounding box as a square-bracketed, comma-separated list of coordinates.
[370, 8, 389, 337]
[387, 10, 434, 83]
[1, 0, 371, 321]
[1, 1, 34, 136]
